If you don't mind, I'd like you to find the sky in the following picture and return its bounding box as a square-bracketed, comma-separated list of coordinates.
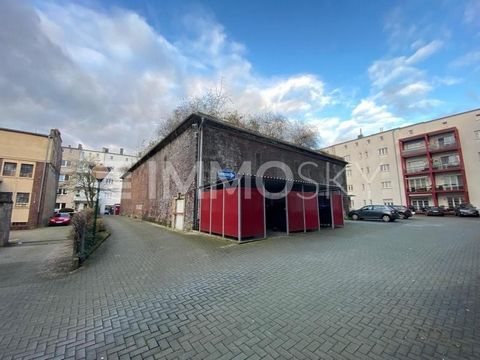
[0, 0, 479, 155]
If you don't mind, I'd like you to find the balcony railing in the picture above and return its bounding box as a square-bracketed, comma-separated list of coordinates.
[405, 166, 429, 174]
[436, 184, 464, 191]
[429, 142, 457, 151]
[408, 186, 432, 193]
[401, 145, 427, 156]
[432, 162, 460, 170]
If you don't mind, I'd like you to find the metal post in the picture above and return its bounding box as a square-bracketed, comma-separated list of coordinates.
[209, 186, 212, 235]
[238, 177, 242, 241]
[92, 180, 101, 241]
[222, 183, 225, 238]
[316, 192, 320, 231]
[285, 183, 289, 235]
[302, 184, 306, 233]
[263, 181, 267, 239]
[330, 191, 335, 229]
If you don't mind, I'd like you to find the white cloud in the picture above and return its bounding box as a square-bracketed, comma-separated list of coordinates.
[0, 1, 335, 153]
[367, 40, 445, 114]
[311, 99, 403, 147]
[450, 50, 480, 69]
[464, 0, 480, 26]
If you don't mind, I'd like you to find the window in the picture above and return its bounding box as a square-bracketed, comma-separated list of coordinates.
[105, 178, 114, 184]
[62, 188, 68, 195]
[19, 164, 34, 178]
[380, 164, 390, 172]
[412, 199, 429, 210]
[361, 168, 363, 173]
[355, 142, 358, 147]
[364, 151, 368, 158]
[381, 181, 392, 189]
[363, 200, 367, 205]
[447, 196, 464, 208]
[110, 156, 114, 160]
[359, 152, 362, 159]
[346, 169, 352, 177]
[344, 144, 348, 149]
[366, 167, 370, 174]
[61, 160, 70, 167]
[369, 199, 373, 205]
[347, 185, 353, 191]
[408, 177, 430, 191]
[57, 188, 62, 195]
[59, 174, 70, 182]
[2, 162, 17, 176]
[379, 135, 384, 141]
[378, 147, 388, 156]
[367, 139, 371, 144]
[383, 199, 394, 206]
[362, 184, 365, 191]
[475, 130, 480, 139]
[15, 192, 30, 207]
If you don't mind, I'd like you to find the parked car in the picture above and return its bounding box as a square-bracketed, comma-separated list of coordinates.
[348, 205, 398, 222]
[390, 205, 413, 219]
[454, 204, 480, 217]
[407, 205, 416, 215]
[49, 212, 72, 226]
[424, 206, 445, 216]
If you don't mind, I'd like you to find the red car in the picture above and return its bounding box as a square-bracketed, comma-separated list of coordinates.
[49, 212, 72, 226]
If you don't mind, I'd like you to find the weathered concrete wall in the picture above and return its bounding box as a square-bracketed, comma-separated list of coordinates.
[201, 124, 347, 190]
[121, 127, 198, 230]
[0, 194, 13, 247]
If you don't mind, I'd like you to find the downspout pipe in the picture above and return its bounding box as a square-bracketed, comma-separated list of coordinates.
[37, 133, 53, 226]
[193, 117, 205, 230]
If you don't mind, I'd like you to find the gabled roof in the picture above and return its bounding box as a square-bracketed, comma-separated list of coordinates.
[124, 112, 347, 175]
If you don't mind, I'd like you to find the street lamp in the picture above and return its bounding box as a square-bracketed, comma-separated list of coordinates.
[91, 164, 111, 241]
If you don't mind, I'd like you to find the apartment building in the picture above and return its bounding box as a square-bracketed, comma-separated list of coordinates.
[0, 128, 62, 228]
[56, 145, 137, 214]
[321, 108, 480, 210]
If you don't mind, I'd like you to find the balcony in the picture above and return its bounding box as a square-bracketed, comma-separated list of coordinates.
[401, 145, 427, 157]
[435, 184, 465, 192]
[428, 142, 458, 153]
[405, 165, 429, 175]
[408, 186, 432, 193]
[432, 162, 461, 172]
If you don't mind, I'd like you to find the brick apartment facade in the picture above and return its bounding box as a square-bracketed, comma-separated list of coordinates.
[0, 128, 62, 228]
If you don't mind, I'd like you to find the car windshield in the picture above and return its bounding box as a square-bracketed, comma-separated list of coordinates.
[58, 213, 70, 217]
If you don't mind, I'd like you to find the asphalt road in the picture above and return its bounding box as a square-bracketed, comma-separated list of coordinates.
[0, 215, 479, 359]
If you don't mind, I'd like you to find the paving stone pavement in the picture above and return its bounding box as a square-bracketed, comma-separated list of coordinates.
[0, 215, 479, 359]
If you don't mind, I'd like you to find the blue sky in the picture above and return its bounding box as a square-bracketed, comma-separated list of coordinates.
[1, 0, 479, 152]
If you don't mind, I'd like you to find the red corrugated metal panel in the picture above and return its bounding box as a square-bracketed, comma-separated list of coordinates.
[223, 187, 239, 238]
[332, 194, 344, 227]
[200, 190, 210, 233]
[287, 191, 304, 232]
[241, 187, 264, 238]
[304, 192, 319, 230]
[210, 189, 223, 235]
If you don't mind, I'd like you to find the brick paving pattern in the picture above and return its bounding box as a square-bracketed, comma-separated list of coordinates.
[0, 216, 479, 359]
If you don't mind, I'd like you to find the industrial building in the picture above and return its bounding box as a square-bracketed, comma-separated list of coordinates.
[121, 113, 347, 240]
[0, 128, 62, 228]
[321, 108, 480, 210]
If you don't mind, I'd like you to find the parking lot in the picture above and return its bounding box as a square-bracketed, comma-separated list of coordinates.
[0, 215, 479, 359]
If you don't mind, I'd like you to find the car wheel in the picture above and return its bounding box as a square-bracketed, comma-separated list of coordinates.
[382, 215, 391, 222]
[399, 213, 405, 219]
[351, 214, 359, 220]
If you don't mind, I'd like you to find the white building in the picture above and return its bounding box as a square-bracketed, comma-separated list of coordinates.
[56, 146, 137, 214]
[321, 108, 480, 210]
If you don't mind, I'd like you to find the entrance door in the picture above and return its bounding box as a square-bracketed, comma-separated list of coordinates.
[174, 196, 185, 230]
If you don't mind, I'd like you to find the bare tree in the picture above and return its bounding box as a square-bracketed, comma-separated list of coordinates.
[287, 119, 318, 148]
[63, 157, 110, 209]
[144, 87, 320, 153]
